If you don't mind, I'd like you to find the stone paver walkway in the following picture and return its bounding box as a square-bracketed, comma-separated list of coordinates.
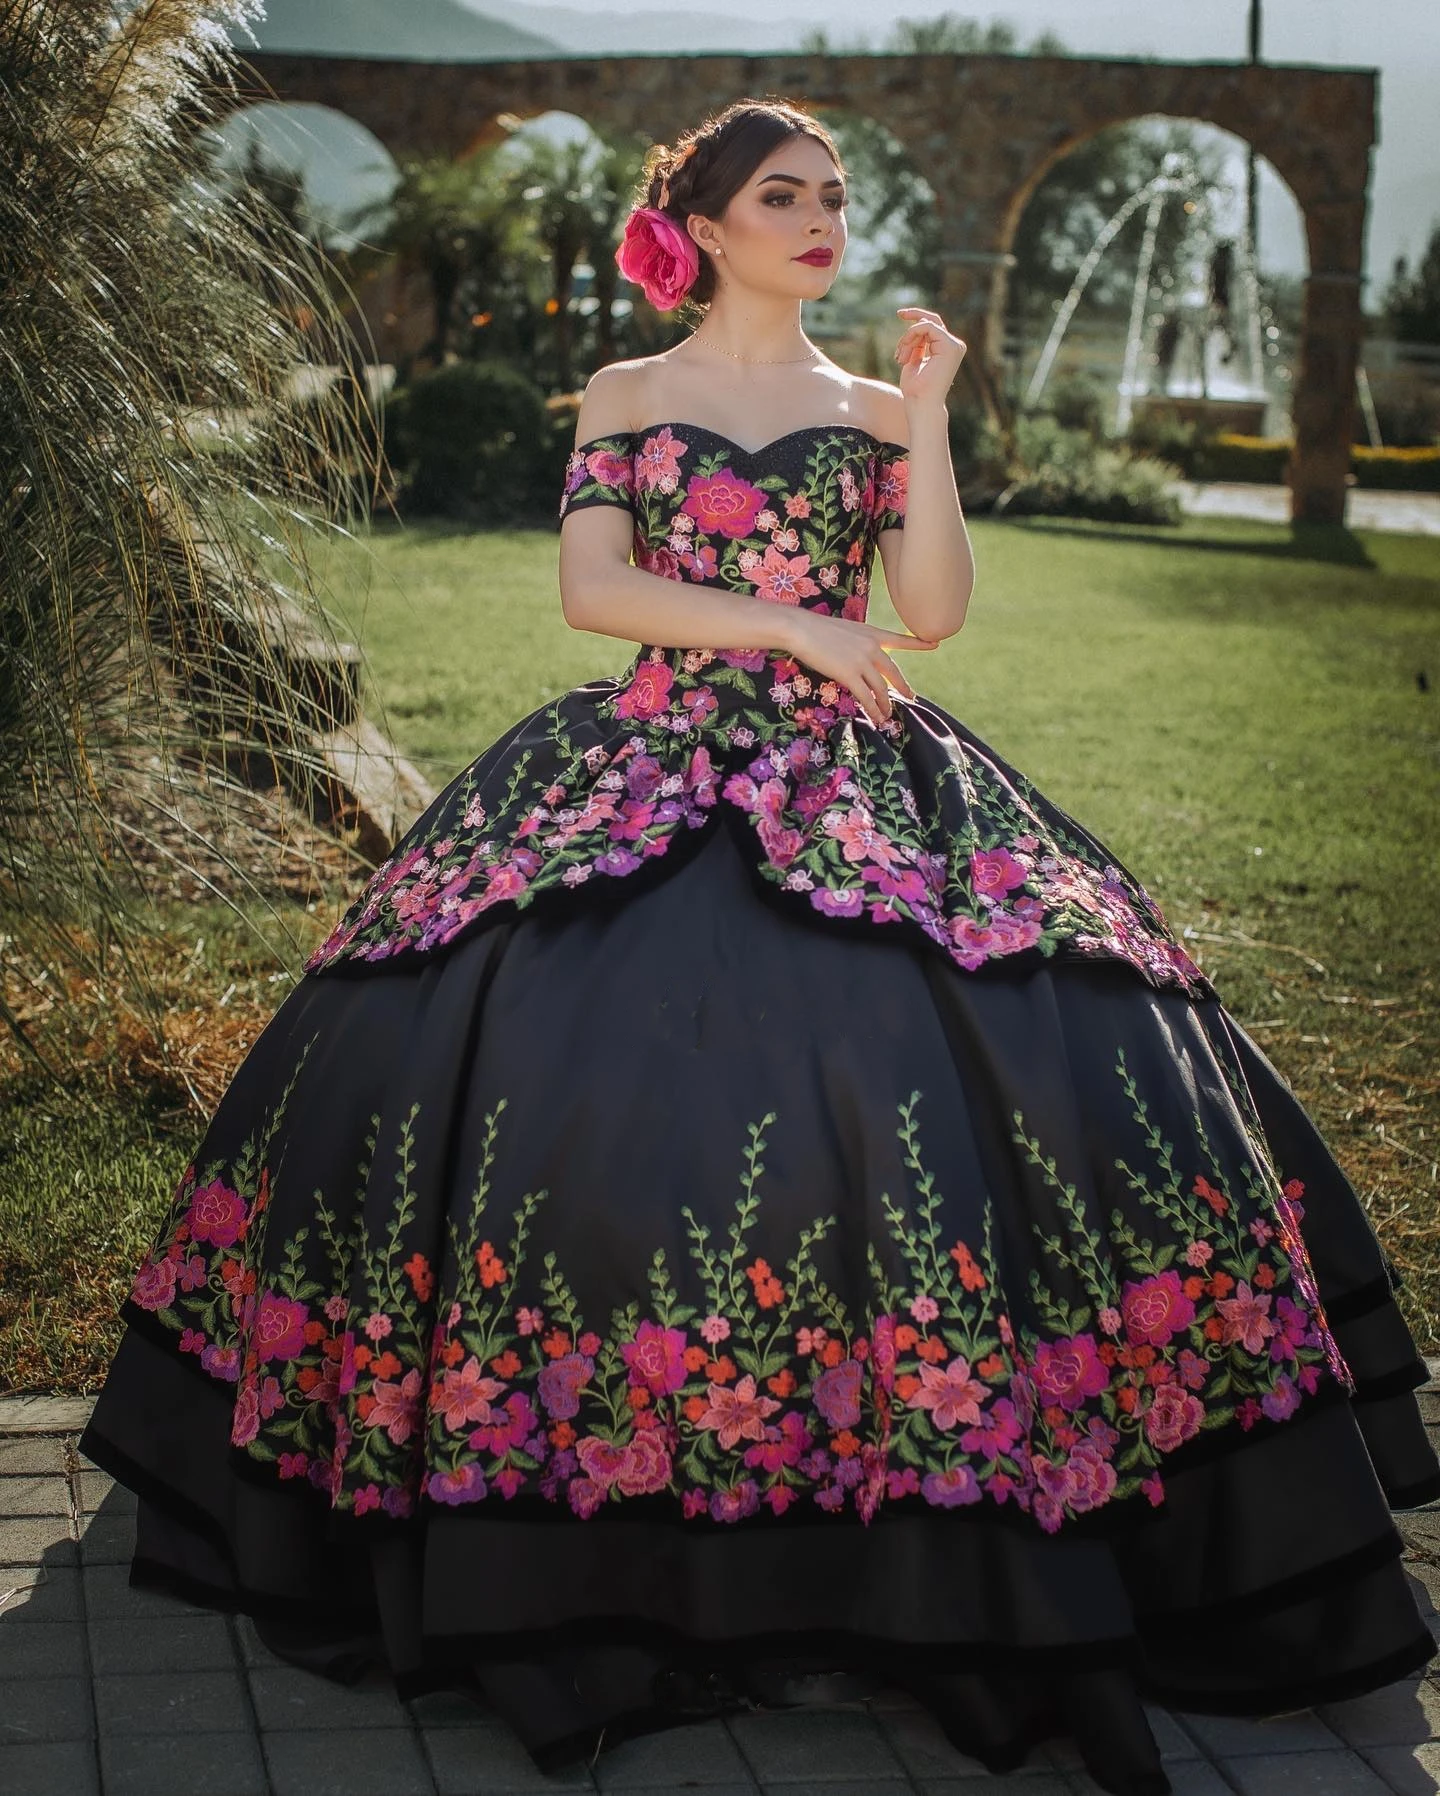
[3, 1377, 1439, 1796]
[1173, 481, 1440, 537]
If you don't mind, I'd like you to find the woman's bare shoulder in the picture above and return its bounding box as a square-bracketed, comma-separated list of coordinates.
[839, 373, 910, 448]
[570, 353, 678, 441]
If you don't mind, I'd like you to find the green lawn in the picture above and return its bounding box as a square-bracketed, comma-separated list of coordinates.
[3, 511, 1438, 1390]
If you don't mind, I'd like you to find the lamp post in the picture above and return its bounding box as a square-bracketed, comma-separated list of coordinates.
[1247, 0, 1261, 267]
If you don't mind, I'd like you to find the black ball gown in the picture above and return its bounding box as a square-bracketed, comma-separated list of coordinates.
[79, 418, 1440, 1796]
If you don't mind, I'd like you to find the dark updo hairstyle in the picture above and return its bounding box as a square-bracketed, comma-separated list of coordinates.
[635, 98, 845, 317]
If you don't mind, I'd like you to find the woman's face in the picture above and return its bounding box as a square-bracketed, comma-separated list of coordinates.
[692, 133, 848, 299]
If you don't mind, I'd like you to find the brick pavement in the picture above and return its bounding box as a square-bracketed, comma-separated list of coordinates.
[2, 1379, 1438, 1796]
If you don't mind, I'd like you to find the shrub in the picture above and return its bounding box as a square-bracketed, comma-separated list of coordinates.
[1127, 412, 1201, 475]
[1190, 434, 1292, 484]
[387, 360, 564, 521]
[1042, 373, 1106, 436]
[1190, 433, 1440, 492]
[994, 416, 1183, 525]
[1351, 443, 1440, 491]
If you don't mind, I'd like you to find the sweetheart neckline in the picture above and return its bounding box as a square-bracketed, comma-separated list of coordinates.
[621, 420, 910, 460]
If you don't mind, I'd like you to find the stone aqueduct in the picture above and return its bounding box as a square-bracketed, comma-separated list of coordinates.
[233, 49, 1379, 525]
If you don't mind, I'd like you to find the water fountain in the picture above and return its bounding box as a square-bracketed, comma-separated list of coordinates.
[1023, 148, 1271, 438]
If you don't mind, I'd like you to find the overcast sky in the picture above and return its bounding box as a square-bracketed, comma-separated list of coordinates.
[509, 0, 1439, 290]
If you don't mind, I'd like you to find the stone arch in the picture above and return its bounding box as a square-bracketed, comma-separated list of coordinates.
[220, 49, 1377, 523]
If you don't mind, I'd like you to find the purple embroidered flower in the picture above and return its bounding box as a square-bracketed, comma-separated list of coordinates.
[427, 1463, 488, 1506]
[200, 1341, 240, 1383]
[810, 886, 866, 919]
[709, 1479, 761, 1523]
[537, 1351, 594, 1420]
[812, 1358, 863, 1429]
[1261, 1372, 1301, 1423]
[921, 1465, 983, 1507]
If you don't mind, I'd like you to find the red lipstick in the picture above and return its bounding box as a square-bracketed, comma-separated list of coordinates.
[794, 247, 834, 266]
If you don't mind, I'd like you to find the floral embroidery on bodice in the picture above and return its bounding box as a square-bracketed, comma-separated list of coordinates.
[303, 422, 1212, 1002]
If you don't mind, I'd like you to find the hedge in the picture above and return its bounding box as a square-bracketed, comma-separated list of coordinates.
[1190, 434, 1440, 492]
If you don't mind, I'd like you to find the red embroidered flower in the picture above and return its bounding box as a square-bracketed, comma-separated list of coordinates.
[681, 467, 767, 538]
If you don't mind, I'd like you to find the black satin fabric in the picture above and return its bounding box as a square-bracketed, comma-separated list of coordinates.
[80, 805, 1440, 1796]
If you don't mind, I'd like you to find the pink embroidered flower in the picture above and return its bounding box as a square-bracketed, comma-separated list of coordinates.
[681, 467, 767, 538]
[585, 447, 633, 491]
[615, 1430, 673, 1496]
[750, 544, 821, 605]
[1121, 1270, 1197, 1348]
[825, 806, 908, 870]
[635, 425, 687, 493]
[614, 659, 674, 720]
[131, 1255, 177, 1312]
[697, 1373, 782, 1448]
[637, 542, 683, 581]
[876, 456, 909, 517]
[252, 1293, 309, 1362]
[368, 1369, 423, 1445]
[1032, 1332, 1110, 1412]
[186, 1178, 248, 1248]
[1143, 1383, 1205, 1452]
[434, 1356, 506, 1432]
[1215, 1281, 1276, 1354]
[905, 1356, 988, 1431]
[700, 1314, 731, 1345]
[970, 847, 1029, 898]
[574, 1434, 627, 1488]
[620, 1320, 688, 1395]
[614, 207, 700, 311]
[1064, 1439, 1118, 1512]
[230, 1384, 260, 1448]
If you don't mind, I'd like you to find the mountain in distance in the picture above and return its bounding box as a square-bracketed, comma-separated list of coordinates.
[235, 0, 562, 60]
[496, 3, 811, 54]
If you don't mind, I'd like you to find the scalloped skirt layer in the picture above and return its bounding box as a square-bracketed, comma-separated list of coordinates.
[79, 806, 1439, 1796]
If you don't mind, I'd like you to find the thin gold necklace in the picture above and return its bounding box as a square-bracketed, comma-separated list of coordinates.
[685, 334, 820, 366]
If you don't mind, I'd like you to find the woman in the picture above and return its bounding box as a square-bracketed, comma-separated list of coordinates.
[79, 98, 1439, 1796]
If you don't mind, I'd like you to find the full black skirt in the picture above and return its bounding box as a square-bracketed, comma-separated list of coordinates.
[80, 801, 1440, 1796]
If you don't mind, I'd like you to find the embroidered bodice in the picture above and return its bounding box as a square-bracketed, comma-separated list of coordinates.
[557, 420, 908, 738]
[303, 422, 1211, 1002]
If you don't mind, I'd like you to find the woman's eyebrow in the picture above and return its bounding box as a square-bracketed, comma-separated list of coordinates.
[755, 172, 846, 190]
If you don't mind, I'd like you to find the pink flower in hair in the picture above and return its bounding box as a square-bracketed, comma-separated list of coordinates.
[615, 207, 700, 312]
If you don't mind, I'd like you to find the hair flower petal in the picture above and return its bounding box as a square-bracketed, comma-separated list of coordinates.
[614, 207, 700, 312]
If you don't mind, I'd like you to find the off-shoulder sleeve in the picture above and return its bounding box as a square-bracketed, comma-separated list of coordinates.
[558, 432, 638, 522]
[872, 443, 910, 532]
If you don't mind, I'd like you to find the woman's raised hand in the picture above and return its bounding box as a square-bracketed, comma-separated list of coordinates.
[894, 307, 968, 406]
[783, 610, 938, 729]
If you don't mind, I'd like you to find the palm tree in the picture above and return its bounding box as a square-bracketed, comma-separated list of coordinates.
[345, 150, 523, 372]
